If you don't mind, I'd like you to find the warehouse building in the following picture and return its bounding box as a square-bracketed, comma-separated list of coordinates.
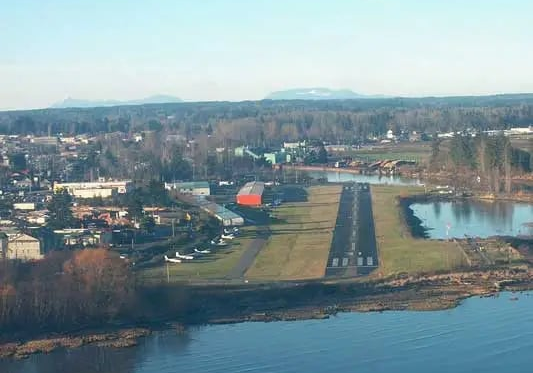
[196, 197, 244, 226]
[54, 180, 132, 198]
[236, 181, 264, 206]
[164, 181, 210, 196]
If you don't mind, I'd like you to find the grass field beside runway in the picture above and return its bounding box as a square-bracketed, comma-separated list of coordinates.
[371, 185, 468, 276]
[139, 228, 257, 283]
[245, 185, 342, 281]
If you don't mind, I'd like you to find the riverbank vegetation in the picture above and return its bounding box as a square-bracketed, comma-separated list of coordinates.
[0, 249, 135, 338]
[430, 134, 531, 194]
[371, 185, 468, 276]
[246, 185, 341, 280]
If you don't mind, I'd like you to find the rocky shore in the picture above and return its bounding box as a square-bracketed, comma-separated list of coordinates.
[0, 328, 151, 360]
[205, 267, 533, 323]
[1, 267, 532, 360]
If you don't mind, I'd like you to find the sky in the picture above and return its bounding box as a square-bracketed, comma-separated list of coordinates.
[1, 0, 533, 110]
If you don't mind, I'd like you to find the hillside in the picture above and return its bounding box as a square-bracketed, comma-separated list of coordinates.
[51, 95, 183, 108]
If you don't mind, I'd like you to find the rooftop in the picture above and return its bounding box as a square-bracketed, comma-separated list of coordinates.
[169, 181, 210, 189]
[237, 181, 265, 196]
[194, 196, 243, 221]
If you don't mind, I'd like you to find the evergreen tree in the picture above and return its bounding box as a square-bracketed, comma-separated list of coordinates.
[317, 143, 328, 164]
[47, 189, 76, 229]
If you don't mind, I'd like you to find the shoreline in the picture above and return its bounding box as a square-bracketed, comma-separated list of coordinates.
[287, 165, 533, 203]
[2, 167, 531, 360]
[2, 267, 533, 359]
[0, 328, 152, 360]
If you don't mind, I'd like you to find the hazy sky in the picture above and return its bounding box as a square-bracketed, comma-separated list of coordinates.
[1, 0, 533, 110]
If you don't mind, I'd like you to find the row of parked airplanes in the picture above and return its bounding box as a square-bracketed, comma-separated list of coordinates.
[164, 227, 240, 263]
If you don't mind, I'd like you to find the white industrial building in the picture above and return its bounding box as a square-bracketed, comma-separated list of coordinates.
[54, 180, 132, 198]
[164, 181, 210, 196]
[13, 202, 36, 211]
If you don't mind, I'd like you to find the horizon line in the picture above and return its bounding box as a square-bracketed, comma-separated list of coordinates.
[3, 91, 533, 113]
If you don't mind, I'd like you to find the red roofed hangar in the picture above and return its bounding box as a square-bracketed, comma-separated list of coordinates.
[236, 181, 264, 206]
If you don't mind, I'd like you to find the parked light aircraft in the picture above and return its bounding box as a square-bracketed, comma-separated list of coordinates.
[176, 251, 194, 260]
[164, 255, 182, 263]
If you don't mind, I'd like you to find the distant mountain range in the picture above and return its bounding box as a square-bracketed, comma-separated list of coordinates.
[51, 95, 182, 108]
[265, 88, 390, 100]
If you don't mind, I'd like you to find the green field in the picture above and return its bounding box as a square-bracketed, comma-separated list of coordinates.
[139, 228, 257, 283]
[348, 143, 432, 163]
[245, 185, 341, 280]
[371, 185, 468, 276]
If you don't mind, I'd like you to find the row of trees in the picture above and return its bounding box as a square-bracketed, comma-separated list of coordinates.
[2, 97, 533, 142]
[431, 134, 531, 193]
[0, 249, 134, 332]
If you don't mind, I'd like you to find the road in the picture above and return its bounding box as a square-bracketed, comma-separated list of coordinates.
[226, 227, 270, 279]
[325, 182, 378, 277]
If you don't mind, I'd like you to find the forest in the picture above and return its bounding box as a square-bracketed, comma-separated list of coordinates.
[1, 95, 533, 144]
[432, 134, 531, 193]
[0, 249, 135, 334]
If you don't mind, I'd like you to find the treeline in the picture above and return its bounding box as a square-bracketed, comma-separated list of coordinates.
[432, 134, 531, 193]
[2, 96, 533, 143]
[0, 250, 135, 334]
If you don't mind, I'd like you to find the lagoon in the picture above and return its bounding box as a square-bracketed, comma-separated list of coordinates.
[411, 200, 533, 239]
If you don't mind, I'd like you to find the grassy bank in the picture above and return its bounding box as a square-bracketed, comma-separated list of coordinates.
[246, 185, 341, 280]
[371, 185, 468, 276]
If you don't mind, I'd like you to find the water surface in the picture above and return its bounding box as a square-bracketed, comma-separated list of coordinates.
[3, 292, 533, 373]
[411, 200, 533, 239]
[308, 170, 420, 185]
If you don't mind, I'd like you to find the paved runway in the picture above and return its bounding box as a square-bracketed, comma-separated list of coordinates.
[325, 183, 378, 277]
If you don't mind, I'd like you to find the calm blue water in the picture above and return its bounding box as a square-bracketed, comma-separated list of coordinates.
[411, 200, 533, 239]
[308, 170, 420, 186]
[3, 292, 533, 373]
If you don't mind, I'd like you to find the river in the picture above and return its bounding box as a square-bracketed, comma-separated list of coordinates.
[3, 292, 533, 373]
[411, 200, 533, 239]
[307, 170, 420, 185]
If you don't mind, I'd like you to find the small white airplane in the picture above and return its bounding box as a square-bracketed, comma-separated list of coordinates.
[221, 233, 235, 240]
[176, 251, 194, 260]
[211, 239, 228, 246]
[194, 248, 211, 254]
[164, 255, 182, 263]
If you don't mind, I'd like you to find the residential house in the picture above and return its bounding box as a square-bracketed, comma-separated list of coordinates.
[0, 232, 43, 261]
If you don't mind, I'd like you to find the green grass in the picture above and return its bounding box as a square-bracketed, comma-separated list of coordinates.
[245, 185, 341, 280]
[371, 185, 468, 276]
[347, 143, 432, 163]
[139, 228, 256, 283]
